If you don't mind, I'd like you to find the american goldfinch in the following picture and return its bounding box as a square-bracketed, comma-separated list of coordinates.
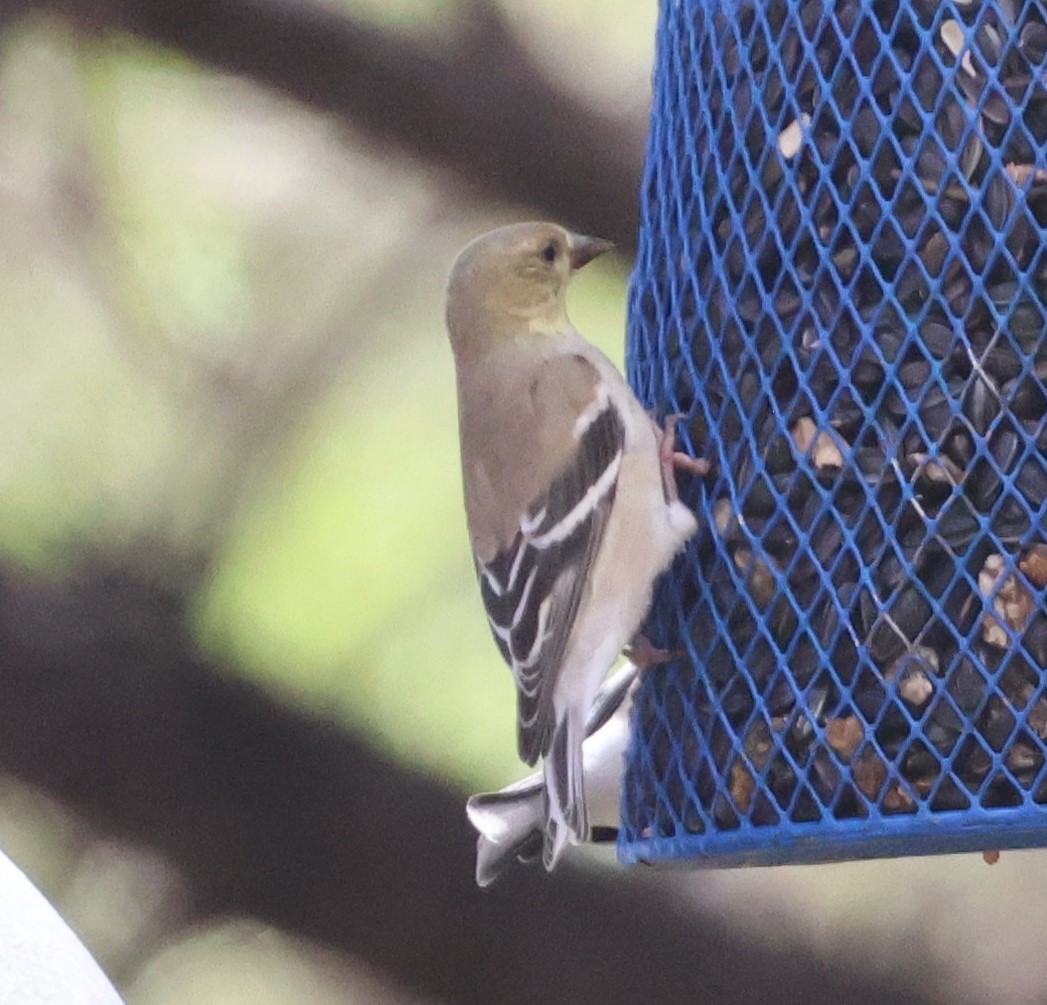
[466, 661, 639, 886]
[446, 221, 700, 868]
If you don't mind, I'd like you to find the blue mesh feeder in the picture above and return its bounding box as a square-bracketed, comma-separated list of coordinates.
[622, 0, 1047, 866]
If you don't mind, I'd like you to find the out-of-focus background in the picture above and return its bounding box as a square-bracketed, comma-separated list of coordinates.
[1, 1, 1046, 1002]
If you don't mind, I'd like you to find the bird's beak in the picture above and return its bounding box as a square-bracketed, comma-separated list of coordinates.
[568, 234, 615, 270]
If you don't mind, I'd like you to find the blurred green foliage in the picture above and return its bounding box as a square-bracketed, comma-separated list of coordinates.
[0, 20, 632, 789]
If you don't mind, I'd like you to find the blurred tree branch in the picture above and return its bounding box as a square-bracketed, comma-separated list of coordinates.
[0, 561, 942, 1005]
[3, 0, 645, 250]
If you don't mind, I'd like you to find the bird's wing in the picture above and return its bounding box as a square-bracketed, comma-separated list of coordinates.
[474, 355, 626, 766]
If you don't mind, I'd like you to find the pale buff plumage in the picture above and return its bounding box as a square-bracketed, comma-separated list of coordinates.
[446, 222, 697, 870]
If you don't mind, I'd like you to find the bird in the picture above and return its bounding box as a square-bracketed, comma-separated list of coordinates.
[466, 661, 639, 886]
[445, 221, 703, 869]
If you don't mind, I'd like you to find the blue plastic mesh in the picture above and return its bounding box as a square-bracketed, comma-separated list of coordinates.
[621, 0, 1047, 866]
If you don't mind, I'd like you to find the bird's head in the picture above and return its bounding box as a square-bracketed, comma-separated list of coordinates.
[446, 222, 613, 354]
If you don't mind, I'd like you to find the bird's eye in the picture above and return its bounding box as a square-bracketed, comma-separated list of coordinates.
[541, 241, 559, 264]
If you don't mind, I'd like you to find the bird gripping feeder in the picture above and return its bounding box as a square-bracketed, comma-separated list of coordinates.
[622, 0, 1047, 866]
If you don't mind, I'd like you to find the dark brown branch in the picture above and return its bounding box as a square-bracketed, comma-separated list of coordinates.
[17, 0, 645, 250]
[0, 562, 942, 1005]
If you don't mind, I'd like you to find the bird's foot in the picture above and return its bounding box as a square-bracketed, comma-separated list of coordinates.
[625, 634, 683, 672]
[657, 414, 710, 503]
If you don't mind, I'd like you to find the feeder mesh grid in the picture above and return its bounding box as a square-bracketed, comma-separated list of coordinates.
[622, 0, 1047, 866]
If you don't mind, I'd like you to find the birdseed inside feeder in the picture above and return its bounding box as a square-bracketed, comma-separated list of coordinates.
[621, 0, 1047, 866]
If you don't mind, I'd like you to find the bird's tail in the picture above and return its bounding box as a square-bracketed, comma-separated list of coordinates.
[466, 780, 545, 887]
[542, 707, 588, 870]
[467, 663, 639, 883]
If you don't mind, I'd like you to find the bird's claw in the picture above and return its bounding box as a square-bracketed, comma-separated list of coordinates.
[624, 634, 684, 672]
[657, 413, 710, 503]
